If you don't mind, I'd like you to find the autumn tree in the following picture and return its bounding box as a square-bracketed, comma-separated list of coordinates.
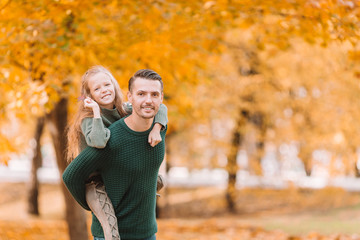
[210, 1, 359, 210]
[0, 0, 230, 237]
[1, 0, 360, 229]
[167, 0, 360, 210]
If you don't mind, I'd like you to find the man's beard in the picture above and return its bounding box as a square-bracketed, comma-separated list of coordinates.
[137, 105, 158, 119]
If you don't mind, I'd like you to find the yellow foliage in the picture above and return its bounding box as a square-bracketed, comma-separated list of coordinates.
[0, 0, 359, 165]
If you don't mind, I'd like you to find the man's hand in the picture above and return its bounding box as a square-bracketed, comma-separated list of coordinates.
[148, 123, 163, 147]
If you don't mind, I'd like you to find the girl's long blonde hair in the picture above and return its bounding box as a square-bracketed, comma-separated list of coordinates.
[66, 66, 128, 162]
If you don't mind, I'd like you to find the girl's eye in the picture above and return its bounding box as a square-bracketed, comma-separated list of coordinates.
[105, 83, 111, 86]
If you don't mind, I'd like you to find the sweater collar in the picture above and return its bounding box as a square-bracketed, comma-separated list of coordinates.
[120, 116, 155, 136]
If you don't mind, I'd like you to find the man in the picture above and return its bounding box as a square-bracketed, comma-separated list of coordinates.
[63, 69, 166, 240]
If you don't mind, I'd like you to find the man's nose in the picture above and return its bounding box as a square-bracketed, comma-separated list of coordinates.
[145, 94, 152, 103]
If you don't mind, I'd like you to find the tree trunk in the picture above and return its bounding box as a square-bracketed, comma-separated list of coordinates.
[46, 97, 89, 240]
[355, 161, 360, 178]
[226, 110, 247, 212]
[299, 147, 312, 176]
[354, 145, 360, 177]
[27, 116, 45, 215]
[249, 112, 265, 176]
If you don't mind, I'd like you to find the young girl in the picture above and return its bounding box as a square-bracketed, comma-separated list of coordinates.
[66, 66, 167, 240]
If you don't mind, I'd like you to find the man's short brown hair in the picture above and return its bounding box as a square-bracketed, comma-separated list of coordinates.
[128, 69, 163, 92]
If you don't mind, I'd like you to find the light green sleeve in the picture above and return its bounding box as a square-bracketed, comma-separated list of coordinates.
[123, 102, 132, 115]
[81, 118, 111, 148]
[154, 103, 168, 128]
[123, 102, 168, 127]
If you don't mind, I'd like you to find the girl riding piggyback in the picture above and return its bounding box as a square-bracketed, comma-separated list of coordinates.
[66, 66, 167, 240]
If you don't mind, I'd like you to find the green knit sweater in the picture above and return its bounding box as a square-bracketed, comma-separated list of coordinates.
[62, 117, 167, 239]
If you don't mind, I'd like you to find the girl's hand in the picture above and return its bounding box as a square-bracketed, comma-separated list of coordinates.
[84, 97, 101, 118]
[84, 97, 98, 109]
[148, 123, 163, 147]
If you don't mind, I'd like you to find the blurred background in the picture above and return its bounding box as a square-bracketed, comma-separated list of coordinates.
[1, 0, 360, 239]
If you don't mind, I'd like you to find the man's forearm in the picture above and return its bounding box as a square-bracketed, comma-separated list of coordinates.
[62, 147, 104, 210]
[62, 160, 91, 210]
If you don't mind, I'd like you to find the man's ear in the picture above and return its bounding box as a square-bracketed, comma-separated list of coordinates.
[127, 91, 132, 102]
[161, 92, 164, 102]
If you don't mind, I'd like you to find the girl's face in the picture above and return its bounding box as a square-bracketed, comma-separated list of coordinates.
[87, 72, 116, 109]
